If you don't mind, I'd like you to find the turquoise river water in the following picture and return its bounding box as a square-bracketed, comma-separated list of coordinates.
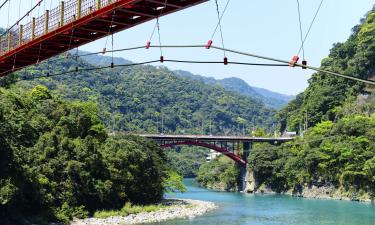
[157, 179, 375, 225]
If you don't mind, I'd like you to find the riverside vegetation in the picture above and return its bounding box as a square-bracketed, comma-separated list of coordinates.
[0, 85, 185, 224]
[1, 5, 374, 225]
[0, 27, 276, 224]
[197, 6, 375, 200]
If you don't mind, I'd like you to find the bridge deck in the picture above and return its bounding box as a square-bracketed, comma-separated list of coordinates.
[0, 0, 207, 76]
[140, 134, 294, 143]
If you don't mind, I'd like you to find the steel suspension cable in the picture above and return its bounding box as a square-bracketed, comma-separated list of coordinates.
[296, 0, 305, 60]
[6, 0, 10, 28]
[103, 10, 116, 54]
[209, 45, 375, 85]
[13, 59, 288, 83]
[209, 0, 231, 41]
[297, 0, 324, 56]
[156, 17, 163, 57]
[0, 0, 9, 11]
[2, 44, 374, 85]
[213, 0, 226, 57]
[0, 0, 43, 39]
[147, 0, 168, 45]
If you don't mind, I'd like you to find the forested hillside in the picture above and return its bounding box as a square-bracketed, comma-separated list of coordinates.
[249, 7, 375, 200]
[174, 70, 294, 109]
[0, 86, 181, 224]
[278, 6, 375, 132]
[14, 56, 275, 135]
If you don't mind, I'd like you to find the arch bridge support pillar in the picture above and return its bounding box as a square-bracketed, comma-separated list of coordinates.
[238, 141, 251, 191]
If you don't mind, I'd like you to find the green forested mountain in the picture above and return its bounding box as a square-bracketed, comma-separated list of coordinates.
[77, 50, 132, 66]
[174, 70, 294, 109]
[196, 156, 239, 191]
[278, 6, 375, 132]
[0, 45, 278, 181]
[248, 7, 375, 199]
[15, 55, 275, 135]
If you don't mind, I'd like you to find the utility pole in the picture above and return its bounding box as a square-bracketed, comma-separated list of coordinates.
[305, 111, 308, 131]
[156, 119, 159, 134]
[161, 114, 164, 134]
[209, 119, 212, 136]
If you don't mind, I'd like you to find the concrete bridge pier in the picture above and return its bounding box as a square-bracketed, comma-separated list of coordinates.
[238, 142, 251, 191]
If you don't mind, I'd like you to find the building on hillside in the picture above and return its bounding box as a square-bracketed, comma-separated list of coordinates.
[206, 150, 221, 162]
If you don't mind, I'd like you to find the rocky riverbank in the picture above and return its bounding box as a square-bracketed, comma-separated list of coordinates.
[246, 183, 374, 203]
[244, 170, 373, 202]
[288, 185, 374, 202]
[71, 199, 217, 225]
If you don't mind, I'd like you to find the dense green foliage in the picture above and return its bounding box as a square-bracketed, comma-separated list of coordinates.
[174, 70, 294, 109]
[0, 86, 181, 224]
[249, 114, 375, 195]
[166, 147, 208, 178]
[9, 54, 277, 181]
[94, 202, 169, 219]
[196, 156, 239, 191]
[15, 55, 275, 135]
[248, 7, 375, 198]
[278, 7, 375, 132]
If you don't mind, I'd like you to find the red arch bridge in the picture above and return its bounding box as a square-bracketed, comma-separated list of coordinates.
[140, 134, 294, 191]
[140, 134, 294, 165]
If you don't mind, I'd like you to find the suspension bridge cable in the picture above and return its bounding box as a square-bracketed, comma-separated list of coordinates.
[2, 44, 374, 85]
[210, 0, 231, 41]
[103, 10, 116, 54]
[164, 59, 288, 67]
[0, 0, 9, 11]
[297, 0, 324, 56]
[213, 0, 226, 57]
[296, 0, 305, 59]
[12, 59, 288, 83]
[0, 0, 44, 39]
[156, 17, 163, 57]
[147, 0, 168, 43]
[6, 0, 10, 28]
[209, 45, 375, 85]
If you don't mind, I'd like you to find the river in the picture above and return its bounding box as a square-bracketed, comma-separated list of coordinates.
[158, 179, 375, 225]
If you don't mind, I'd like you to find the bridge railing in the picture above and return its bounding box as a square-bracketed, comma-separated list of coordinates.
[0, 0, 115, 57]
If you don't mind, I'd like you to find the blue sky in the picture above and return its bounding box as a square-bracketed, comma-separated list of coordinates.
[1, 0, 374, 95]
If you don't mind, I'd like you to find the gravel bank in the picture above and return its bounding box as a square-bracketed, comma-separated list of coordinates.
[71, 199, 217, 225]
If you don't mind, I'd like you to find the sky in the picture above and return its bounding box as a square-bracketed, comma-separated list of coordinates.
[0, 0, 374, 95]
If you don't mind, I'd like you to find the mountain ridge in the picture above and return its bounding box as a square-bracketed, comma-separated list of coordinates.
[73, 52, 294, 109]
[174, 70, 294, 109]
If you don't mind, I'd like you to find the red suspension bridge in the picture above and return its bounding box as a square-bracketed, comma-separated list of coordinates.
[0, 0, 207, 76]
[0, 0, 373, 85]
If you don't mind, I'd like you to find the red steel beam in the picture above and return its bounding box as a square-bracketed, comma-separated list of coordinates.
[0, 0, 208, 76]
[161, 141, 247, 165]
[145, 0, 183, 9]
